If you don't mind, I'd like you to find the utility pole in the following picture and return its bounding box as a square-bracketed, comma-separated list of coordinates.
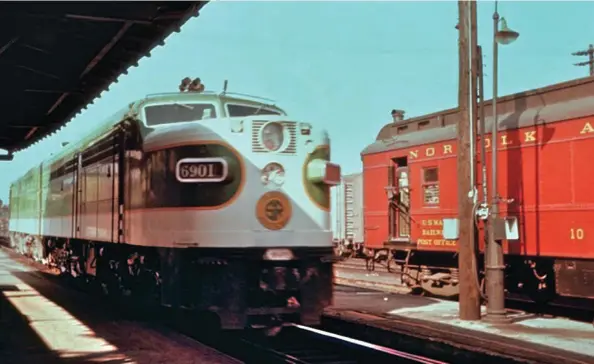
[469, 0, 478, 193]
[457, 0, 481, 321]
[572, 44, 594, 76]
[469, 0, 480, 285]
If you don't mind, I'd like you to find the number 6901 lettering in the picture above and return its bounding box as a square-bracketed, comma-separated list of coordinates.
[175, 158, 228, 183]
[179, 164, 215, 178]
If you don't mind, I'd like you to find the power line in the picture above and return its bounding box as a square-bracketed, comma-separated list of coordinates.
[572, 44, 594, 76]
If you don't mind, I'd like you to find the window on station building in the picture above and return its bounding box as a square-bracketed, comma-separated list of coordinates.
[422, 167, 439, 206]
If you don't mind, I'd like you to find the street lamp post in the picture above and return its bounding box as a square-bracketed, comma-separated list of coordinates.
[484, 1, 519, 324]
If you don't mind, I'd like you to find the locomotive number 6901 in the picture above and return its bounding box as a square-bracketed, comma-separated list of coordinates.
[175, 157, 228, 183]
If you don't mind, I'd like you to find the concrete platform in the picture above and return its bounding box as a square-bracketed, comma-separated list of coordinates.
[325, 285, 594, 364]
[0, 248, 241, 364]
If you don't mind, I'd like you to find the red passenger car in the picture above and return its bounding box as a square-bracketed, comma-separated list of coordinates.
[360, 77, 594, 302]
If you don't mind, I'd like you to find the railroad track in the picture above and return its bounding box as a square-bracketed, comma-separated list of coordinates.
[3, 247, 447, 363]
[194, 324, 447, 364]
[337, 258, 396, 274]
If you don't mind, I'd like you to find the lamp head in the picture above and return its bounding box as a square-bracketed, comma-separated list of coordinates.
[495, 18, 519, 45]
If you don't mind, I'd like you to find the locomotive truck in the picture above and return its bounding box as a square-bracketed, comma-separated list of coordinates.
[351, 76, 594, 303]
[8, 79, 341, 330]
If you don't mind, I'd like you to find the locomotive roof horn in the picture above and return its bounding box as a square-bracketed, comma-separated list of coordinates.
[178, 77, 205, 93]
[188, 78, 205, 93]
[179, 77, 192, 92]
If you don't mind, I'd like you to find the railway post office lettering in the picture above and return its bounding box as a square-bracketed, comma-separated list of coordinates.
[408, 121, 594, 160]
[422, 229, 442, 236]
[418, 239, 456, 247]
[418, 220, 456, 246]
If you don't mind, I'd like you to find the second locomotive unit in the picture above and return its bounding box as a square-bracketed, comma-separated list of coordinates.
[8, 78, 341, 330]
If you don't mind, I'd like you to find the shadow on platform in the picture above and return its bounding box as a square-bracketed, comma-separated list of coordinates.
[0, 283, 64, 364]
[0, 268, 139, 364]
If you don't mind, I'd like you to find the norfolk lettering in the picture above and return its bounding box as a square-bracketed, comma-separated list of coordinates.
[409, 121, 594, 160]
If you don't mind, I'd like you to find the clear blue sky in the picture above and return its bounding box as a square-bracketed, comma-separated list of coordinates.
[1, 1, 592, 203]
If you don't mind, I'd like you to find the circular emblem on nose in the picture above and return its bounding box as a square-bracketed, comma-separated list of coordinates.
[256, 191, 292, 230]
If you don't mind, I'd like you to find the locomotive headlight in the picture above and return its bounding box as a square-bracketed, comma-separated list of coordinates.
[264, 248, 294, 261]
[260, 122, 285, 152]
[261, 162, 286, 187]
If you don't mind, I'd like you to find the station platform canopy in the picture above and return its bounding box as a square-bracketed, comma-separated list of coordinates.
[0, 2, 207, 156]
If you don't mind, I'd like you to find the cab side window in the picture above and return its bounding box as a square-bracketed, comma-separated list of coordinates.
[422, 167, 439, 206]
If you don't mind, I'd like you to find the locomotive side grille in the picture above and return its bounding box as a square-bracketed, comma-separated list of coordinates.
[252, 121, 297, 154]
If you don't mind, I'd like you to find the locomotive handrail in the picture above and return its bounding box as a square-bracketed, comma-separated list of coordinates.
[219, 91, 277, 104]
[144, 91, 219, 97]
[143, 90, 278, 105]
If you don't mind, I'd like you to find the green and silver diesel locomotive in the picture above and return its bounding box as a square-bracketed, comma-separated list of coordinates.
[8, 79, 341, 331]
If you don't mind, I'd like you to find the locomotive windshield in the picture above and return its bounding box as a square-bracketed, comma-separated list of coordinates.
[144, 103, 217, 126]
[226, 103, 282, 117]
